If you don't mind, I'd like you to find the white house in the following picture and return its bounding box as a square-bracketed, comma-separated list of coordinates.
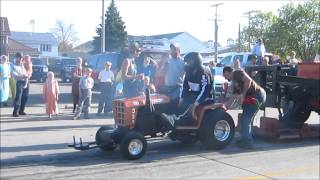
[10, 31, 59, 58]
[128, 32, 208, 55]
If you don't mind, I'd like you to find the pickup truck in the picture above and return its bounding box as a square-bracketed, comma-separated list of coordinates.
[213, 52, 273, 75]
[207, 52, 273, 100]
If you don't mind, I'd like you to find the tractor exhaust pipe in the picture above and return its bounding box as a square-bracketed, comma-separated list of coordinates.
[145, 87, 155, 113]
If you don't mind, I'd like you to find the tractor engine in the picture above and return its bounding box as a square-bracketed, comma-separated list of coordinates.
[112, 94, 170, 129]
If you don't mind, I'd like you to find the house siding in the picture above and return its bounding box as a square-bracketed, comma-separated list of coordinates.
[10, 32, 59, 57]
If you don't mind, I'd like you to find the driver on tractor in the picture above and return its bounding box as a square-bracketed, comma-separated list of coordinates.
[161, 52, 214, 127]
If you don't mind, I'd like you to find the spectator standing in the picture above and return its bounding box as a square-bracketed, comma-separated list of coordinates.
[43, 71, 59, 119]
[251, 38, 266, 65]
[11, 52, 28, 117]
[97, 61, 114, 116]
[233, 57, 241, 70]
[139, 76, 156, 95]
[160, 43, 185, 110]
[141, 56, 156, 83]
[71, 57, 84, 113]
[121, 42, 144, 98]
[73, 68, 94, 120]
[248, 54, 257, 66]
[22, 55, 33, 88]
[208, 61, 216, 76]
[154, 53, 169, 89]
[0, 55, 11, 106]
[9, 61, 16, 103]
[288, 51, 300, 64]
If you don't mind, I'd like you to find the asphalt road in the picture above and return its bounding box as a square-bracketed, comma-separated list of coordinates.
[1, 82, 319, 179]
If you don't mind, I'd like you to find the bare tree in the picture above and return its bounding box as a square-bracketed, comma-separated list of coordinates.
[51, 20, 79, 53]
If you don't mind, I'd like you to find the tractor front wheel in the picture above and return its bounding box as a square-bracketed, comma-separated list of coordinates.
[95, 126, 117, 151]
[120, 132, 147, 160]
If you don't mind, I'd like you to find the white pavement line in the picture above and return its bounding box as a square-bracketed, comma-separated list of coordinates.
[196, 154, 275, 180]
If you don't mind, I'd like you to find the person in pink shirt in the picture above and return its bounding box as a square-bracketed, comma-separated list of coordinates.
[23, 55, 33, 88]
[43, 71, 60, 119]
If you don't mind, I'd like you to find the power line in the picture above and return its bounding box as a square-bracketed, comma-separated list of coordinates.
[243, 10, 257, 50]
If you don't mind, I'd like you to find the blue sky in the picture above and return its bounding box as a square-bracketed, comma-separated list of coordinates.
[1, 0, 302, 46]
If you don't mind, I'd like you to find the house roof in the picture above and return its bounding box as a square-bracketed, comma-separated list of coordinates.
[6, 37, 40, 56]
[0, 17, 10, 36]
[10, 31, 58, 45]
[128, 32, 184, 41]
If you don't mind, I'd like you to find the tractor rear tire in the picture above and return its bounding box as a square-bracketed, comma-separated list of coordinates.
[200, 109, 235, 150]
[95, 126, 117, 151]
[120, 132, 147, 160]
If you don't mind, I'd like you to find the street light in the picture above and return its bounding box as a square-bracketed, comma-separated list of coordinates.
[211, 3, 223, 63]
[243, 10, 257, 50]
[101, 0, 105, 53]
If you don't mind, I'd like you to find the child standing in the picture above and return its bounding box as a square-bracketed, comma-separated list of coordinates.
[73, 68, 94, 120]
[43, 72, 59, 119]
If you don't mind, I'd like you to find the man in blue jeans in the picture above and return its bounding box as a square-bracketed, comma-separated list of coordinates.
[97, 61, 114, 116]
[11, 52, 29, 117]
[159, 43, 185, 113]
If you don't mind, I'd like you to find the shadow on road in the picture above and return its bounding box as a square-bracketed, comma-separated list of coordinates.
[1, 136, 319, 168]
[2, 124, 103, 132]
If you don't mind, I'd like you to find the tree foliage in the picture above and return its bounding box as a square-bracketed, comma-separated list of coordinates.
[92, 0, 128, 54]
[51, 20, 78, 53]
[239, 0, 320, 61]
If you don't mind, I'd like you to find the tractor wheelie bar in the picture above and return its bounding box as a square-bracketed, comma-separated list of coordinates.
[244, 62, 320, 140]
[69, 88, 235, 160]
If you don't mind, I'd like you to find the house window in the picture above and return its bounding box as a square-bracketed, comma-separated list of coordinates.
[40, 44, 52, 52]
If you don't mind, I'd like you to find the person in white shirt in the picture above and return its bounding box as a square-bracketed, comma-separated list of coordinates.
[288, 51, 300, 64]
[97, 61, 114, 116]
[251, 38, 266, 65]
[73, 68, 94, 119]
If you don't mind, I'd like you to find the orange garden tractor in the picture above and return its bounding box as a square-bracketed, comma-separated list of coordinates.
[69, 89, 235, 160]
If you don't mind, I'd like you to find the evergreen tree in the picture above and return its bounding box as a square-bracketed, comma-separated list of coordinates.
[92, 0, 128, 54]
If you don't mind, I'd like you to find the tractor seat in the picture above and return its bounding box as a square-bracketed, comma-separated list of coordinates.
[192, 100, 216, 127]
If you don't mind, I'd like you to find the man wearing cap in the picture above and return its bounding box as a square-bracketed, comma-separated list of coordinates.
[121, 42, 144, 98]
[11, 52, 29, 117]
[251, 38, 266, 65]
[97, 61, 114, 116]
[161, 43, 185, 111]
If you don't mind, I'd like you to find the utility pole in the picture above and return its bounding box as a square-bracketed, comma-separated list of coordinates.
[30, 19, 35, 33]
[243, 10, 257, 51]
[238, 23, 241, 52]
[101, 0, 105, 53]
[211, 3, 223, 63]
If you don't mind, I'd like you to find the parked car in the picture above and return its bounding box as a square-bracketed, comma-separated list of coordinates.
[31, 57, 48, 83]
[60, 57, 78, 83]
[213, 52, 273, 75]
